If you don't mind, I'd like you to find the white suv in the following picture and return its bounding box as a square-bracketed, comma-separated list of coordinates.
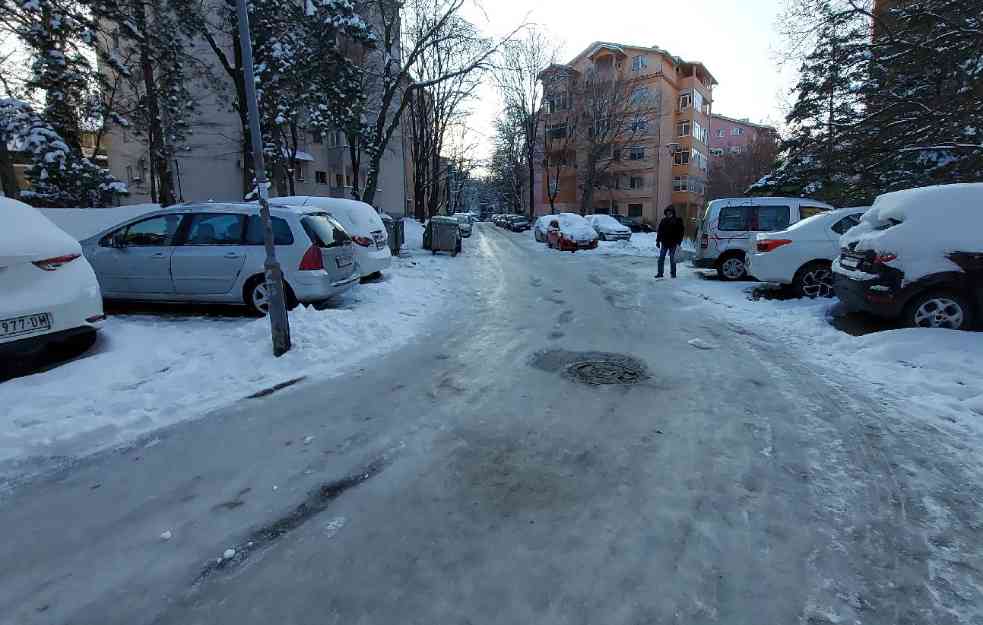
[694, 197, 835, 280]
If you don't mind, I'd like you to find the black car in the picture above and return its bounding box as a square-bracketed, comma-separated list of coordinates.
[506, 215, 530, 232]
[835, 239, 982, 330]
[613, 214, 652, 233]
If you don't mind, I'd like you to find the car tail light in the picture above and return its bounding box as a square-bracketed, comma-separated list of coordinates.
[298, 245, 324, 270]
[700, 234, 709, 249]
[873, 252, 897, 265]
[756, 239, 792, 253]
[33, 253, 80, 271]
[351, 235, 373, 247]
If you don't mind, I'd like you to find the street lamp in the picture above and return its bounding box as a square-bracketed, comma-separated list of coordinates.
[236, 0, 291, 356]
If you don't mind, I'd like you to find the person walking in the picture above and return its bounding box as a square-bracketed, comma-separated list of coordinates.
[656, 206, 685, 279]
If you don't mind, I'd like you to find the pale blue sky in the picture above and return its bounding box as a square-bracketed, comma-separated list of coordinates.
[465, 0, 797, 155]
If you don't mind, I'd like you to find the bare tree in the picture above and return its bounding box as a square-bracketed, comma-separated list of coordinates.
[495, 27, 555, 217]
[572, 65, 662, 213]
[539, 79, 578, 214]
[709, 134, 780, 199]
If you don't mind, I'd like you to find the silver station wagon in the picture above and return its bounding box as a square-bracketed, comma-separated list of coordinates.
[78, 202, 359, 314]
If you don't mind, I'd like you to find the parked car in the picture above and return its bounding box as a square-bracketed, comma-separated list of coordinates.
[271, 196, 391, 279]
[1, 198, 104, 359]
[748, 207, 868, 298]
[79, 202, 359, 315]
[587, 214, 632, 241]
[533, 215, 553, 242]
[834, 184, 983, 330]
[506, 215, 530, 232]
[452, 213, 473, 238]
[546, 213, 599, 252]
[613, 214, 652, 233]
[694, 197, 835, 280]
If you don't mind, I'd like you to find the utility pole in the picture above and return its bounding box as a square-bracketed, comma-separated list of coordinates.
[236, 0, 291, 356]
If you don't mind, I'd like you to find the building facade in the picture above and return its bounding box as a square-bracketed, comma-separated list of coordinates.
[708, 114, 777, 158]
[535, 41, 717, 233]
[102, 12, 409, 216]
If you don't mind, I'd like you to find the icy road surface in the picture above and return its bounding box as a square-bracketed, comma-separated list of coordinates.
[1, 224, 981, 625]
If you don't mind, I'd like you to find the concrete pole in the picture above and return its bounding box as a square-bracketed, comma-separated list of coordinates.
[236, 0, 291, 356]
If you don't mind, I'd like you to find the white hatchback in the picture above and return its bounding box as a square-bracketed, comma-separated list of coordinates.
[271, 196, 392, 279]
[586, 214, 632, 241]
[748, 207, 868, 297]
[1, 198, 104, 358]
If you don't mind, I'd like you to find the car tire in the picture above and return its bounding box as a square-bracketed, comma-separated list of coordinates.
[717, 253, 748, 281]
[905, 290, 974, 330]
[793, 261, 835, 298]
[244, 276, 297, 317]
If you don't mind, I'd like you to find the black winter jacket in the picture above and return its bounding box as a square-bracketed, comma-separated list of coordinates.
[657, 216, 685, 247]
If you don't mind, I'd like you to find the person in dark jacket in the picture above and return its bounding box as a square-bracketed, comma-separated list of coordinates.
[656, 206, 685, 278]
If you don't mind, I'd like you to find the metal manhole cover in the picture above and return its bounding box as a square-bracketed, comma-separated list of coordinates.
[565, 359, 647, 385]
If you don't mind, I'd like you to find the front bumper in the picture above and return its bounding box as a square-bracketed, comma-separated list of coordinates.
[834, 274, 905, 318]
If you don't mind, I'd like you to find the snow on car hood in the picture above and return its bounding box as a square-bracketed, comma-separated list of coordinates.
[590, 215, 631, 233]
[556, 213, 599, 242]
[840, 183, 983, 283]
[2, 197, 82, 263]
[272, 196, 385, 236]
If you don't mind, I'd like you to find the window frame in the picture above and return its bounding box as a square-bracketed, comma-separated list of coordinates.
[243, 215, 296, 246]
[180, 212, 247, 246]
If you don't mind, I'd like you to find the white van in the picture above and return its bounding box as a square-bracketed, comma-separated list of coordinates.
[271, 196, 392, 279]
[694, 197, 835, 280]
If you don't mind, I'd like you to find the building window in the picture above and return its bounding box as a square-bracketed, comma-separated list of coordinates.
[126, 165, 134, 182]
[630, 176, 643, 190]
[710, 147, 724, 157]
[673, 150, 689, 166]
[345, 173, 352, 187]
[693, 120, 707, 144]
[315, 170, 328, 184]
[628, 146, 645, 161]
[628, 203, 643, 217]
[730, 145, 742, 154]
[294, 163, 305, 182]
[312, 131, 323, 144]
[676, 121, 690, 137]
[691, 148, 707, 171]
[631, 55, 647, 71]
[547, 122, 568, 139]
[673, 175, 688, 192]
[716, 128, 726, 137]
[732, 127, 744, 136]
[678, 92, 692, 110]
[335, 173, 343, 187]
[631, 117, 648, 133]
[693, 90, 704, 113]
[631, 87, 650, 105]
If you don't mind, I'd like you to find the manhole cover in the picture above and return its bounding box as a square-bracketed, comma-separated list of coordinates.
[565, 359, 647, 385]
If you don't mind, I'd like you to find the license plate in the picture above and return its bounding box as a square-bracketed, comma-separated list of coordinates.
[336, 254, 353, 268]
[1, 312, 51, 339]
[840, 256, 859, 269]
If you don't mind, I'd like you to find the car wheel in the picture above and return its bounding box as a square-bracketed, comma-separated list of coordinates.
[906, 290, 974, 330]
[794, 261, 834, 298]
[717, 254, 748, 281]
[245, 276, 297, 316]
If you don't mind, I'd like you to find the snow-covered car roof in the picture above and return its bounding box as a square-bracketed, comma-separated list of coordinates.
[270, 196, 385, 235]
[841, 183, 983, 282]
[2, 197, 83, 262]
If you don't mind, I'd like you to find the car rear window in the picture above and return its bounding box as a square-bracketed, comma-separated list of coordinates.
[301, 214, 350, 248]
[799, 205, 830, 219]
[244, 216, 294, 245]
[717, 205, 791, 232]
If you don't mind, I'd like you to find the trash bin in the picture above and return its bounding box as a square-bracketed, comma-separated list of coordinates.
[426, 216, 462, 256]
[381, 214, 403, 257]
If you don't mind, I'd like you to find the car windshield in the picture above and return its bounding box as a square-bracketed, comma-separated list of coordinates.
[8, 7, 981, 624]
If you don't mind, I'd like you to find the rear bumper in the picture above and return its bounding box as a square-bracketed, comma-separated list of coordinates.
[291, 270, 360, 303]
[354, 246, 393, 277]
[834, 274, 905, 318]
[747, 253, 794, 284]
[602, 232, 632, 241]
[0, 325, 97, 357]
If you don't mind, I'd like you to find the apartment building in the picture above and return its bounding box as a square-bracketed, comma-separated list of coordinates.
[535, 41, 717, 232]
[708, 114, 777, 158]
[103, 10, 409, 215]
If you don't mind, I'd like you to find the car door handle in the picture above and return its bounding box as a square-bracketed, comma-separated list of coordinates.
[223, 252, 242, 259]
[151, 252, 167, 258]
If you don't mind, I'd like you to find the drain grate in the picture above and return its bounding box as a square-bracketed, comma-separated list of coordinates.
[565, 358, 647, 385]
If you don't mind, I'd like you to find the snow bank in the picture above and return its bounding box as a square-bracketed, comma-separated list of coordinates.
[0, 220, 473, 471]
[841, 183, 983, 282]
[41, 204, 161, 241]
[1, 197, 81, 261]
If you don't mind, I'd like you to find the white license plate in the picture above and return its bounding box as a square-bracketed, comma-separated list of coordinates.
[1, 312, 51, 339]
[336, 254, 353, 268]
[840, 257, 859, 269]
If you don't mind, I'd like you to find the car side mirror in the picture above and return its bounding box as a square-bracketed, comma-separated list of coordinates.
[112, 232, 127, 248]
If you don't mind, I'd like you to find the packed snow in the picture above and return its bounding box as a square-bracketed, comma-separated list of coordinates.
[841, 183, 983, 282]
[0, 219, 474, 475]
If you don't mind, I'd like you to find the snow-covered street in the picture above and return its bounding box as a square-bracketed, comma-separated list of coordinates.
[2, 223, 982, 625]
[0, 221, 476, 477]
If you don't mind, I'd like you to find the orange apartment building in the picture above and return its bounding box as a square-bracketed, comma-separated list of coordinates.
[535, 42, 717, 233]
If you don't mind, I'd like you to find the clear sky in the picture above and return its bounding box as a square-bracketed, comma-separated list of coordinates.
[463, 0, 798, 158]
